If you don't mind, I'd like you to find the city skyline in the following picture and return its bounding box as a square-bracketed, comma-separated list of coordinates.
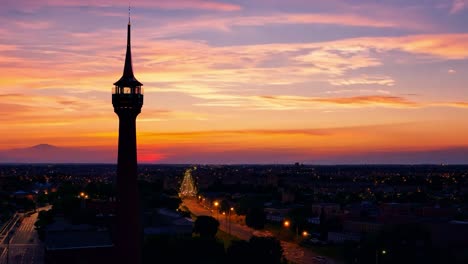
[1, 0, 468, 164]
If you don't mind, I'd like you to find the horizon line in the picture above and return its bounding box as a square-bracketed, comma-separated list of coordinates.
[0, 162, 466, 166]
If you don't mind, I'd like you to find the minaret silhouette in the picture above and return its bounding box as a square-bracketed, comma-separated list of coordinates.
[112, 9, 143, 264]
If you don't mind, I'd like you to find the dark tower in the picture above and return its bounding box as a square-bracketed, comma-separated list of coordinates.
[112, 14, 143, 264]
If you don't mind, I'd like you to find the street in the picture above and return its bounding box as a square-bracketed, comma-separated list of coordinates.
[0, 206, 50, 264]
[183, 198, 332, 264]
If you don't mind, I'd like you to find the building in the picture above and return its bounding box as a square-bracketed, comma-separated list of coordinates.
[343, 220, 383, 234]
[144, 208, 193, 236]
[264, 207, 289, 223]
[44, 218, 113, 264]
[327, 231, 361, 244]
[378, 202, 418, 224]
[312, 203, 341, 217]
[112, 14, 144, 264]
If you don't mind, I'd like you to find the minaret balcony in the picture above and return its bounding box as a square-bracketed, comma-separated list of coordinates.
[112, 86, 144, 95]
[112, 86, 144, 109]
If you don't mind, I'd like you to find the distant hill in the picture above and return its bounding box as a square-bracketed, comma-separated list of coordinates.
[306, 147, 468, 165]
[0, 144, 115, 163]
[1, 144, 468, 164]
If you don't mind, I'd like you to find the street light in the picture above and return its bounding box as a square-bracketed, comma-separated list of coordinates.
[214, 201, 219, 220]
[283, 220, 299, 241]
[376, 249, 387, 264]
[222, 212, 227, 230]
[229, 207, 234, 234]
[79, 192, 88, 209]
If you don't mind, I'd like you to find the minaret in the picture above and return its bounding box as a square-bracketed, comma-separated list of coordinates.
[112, 11, 143, 264]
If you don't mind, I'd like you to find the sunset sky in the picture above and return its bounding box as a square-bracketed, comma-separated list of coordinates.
[1, 0, 468, 164]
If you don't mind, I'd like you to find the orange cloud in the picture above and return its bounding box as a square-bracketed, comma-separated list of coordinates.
[328, 75, 395, 86]
[256, 95, 419, 109]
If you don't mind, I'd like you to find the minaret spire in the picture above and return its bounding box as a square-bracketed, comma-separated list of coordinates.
[113, 3, 142, 88]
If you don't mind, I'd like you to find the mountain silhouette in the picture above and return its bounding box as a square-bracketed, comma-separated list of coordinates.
[30, 143, 58, 150]
[0, 144, 115, 163]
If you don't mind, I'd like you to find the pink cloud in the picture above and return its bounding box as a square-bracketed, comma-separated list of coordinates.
[451, 0, 468, 13]
[4, 0, 241, 11]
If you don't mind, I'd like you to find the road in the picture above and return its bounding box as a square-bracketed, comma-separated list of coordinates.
[0, 206, 51, 264]
[183, 198, 333, 264]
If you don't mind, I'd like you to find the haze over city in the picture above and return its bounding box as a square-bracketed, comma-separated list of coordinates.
[1, 0, 468, 164]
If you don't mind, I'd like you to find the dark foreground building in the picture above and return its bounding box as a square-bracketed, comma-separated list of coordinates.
[44, 219, 113, 264]
[112, 15, 144, 264]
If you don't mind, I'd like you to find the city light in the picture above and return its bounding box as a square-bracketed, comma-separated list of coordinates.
[283, 220, 290, 227]
[179, 168, 198, 198]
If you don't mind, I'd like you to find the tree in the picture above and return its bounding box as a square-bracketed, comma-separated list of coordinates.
[319, 206, 328, 241]
[226, 240, 251, 263]
[249, 236, 284, 264]
[143, 235, 225, 264]
[246, 207, 266, 230]
[287, 207, 310, 235]
[226, 236, 285, 264]
[220, 199, 230, 213]
[193, 215, 219, 239]
[236, 195, 263, 215]
[35, 209, 54, 240]
[352, 224, 434, 264]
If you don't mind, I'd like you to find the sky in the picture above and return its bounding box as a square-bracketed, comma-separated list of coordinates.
[1, 0, 468, 164]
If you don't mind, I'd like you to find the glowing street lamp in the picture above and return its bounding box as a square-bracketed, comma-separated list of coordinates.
[79, 192, 88, 209]
[283, 220, 299, 240]
[376, 249, 387, 264]
[214, 201, 219, 220]
[302, 231, 309, 237]
[222, 211, 228, 230]
[228, 207, 234, 234]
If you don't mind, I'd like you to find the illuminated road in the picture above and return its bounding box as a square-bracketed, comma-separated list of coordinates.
[0, 206, 51, 264]
[183, 198, 334, 264]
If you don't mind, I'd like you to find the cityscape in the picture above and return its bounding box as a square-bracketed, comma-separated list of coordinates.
[1, 0, 468, 264]
[0, 164, 467, 263]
